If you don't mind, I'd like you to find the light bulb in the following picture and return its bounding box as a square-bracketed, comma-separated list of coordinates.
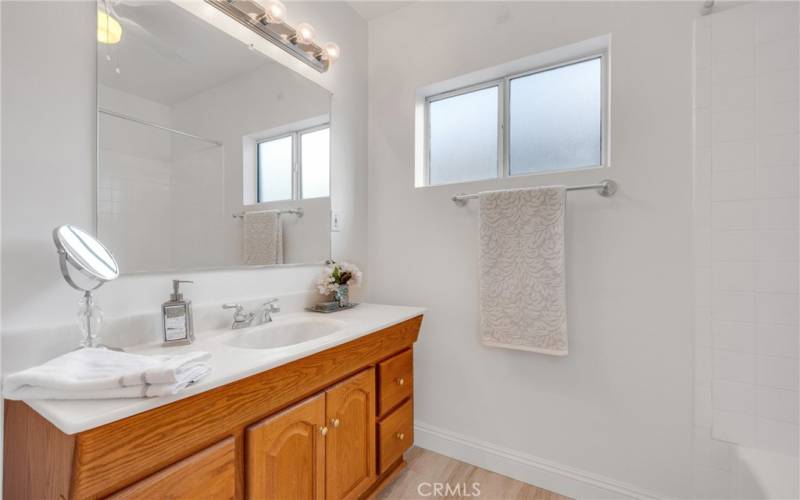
[97, 10, 122, 45]
[321, 42, 341, 62]
[295, 22, 316, 44]
[257, 0, 287, 23]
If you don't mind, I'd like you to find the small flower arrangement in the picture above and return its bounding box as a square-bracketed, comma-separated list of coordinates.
[317, 261, 362, 306]
[317, 261, 362, 295]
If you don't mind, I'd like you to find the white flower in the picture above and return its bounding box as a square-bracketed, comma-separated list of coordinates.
[316, 261, 363, 296]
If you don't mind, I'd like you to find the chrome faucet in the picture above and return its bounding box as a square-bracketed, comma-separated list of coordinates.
[222, 299, 280, 329]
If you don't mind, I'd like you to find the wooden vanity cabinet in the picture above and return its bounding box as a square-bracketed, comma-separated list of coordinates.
[4, 315, 422, 500]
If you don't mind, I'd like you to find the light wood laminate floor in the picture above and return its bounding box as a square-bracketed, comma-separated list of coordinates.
[378, 447, 570, 500]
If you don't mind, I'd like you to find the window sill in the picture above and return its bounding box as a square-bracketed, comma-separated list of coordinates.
[416, 163, 608, 191]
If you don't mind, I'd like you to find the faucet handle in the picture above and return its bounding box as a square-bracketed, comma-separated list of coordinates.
[223, 303, 253, 323]
[263, 298, 280, 313]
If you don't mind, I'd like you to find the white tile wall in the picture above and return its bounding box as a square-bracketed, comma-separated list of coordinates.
[757, 134, 799, 168]
[713, 320, 756, 353]
[694, 1, 799, 474]
[756, 262, 799, 293]
[713, 140, 756, 172]
[713, 409, 756, 446]
[757, 355, 799, 390]
[713, 379, 756, 412]
[756, 418, 799, 456]
[756, 230, 798, 261]
[712, 230, 756, 261]
[757, 386, 800, 423]
[713, 261, 756, 291]
[757, 323, 799, 359]
[714, 352, 756, 384]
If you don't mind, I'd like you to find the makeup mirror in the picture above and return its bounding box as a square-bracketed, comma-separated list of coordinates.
[53, 224, 119, 348]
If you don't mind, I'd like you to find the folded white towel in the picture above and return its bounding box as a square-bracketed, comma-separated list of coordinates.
[7, 380, 204, 399]
[3, 347, 212, 400]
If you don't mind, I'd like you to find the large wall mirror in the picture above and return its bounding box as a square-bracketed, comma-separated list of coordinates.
[97, 1, 332, 274]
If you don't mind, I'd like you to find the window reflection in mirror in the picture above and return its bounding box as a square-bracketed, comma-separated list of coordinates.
[257, 124, 330, 203]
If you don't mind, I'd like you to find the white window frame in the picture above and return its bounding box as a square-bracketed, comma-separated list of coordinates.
[257, 123, 330, 202]
[421, 50, 608, 187]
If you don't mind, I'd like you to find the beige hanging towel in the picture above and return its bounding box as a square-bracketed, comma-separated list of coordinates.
[479, 186, 568, 355]
[243, 210, 283, 265]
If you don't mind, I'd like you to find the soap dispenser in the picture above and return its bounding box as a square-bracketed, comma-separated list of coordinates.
[162, 279, 194, 346]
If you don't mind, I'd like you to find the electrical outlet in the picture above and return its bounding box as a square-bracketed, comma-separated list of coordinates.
[331, 210, 342, 232]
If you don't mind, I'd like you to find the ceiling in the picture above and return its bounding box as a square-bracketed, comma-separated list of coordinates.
[347, 1, 414, 21]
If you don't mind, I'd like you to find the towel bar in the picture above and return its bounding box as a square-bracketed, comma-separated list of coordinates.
[451, 179, 618, 206]
[233, 208, 304, 218]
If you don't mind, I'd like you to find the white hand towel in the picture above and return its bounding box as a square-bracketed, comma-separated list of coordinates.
[243, 210, 283, 265]
[479, 186, 568, 355]
[3, 347, 212, 400]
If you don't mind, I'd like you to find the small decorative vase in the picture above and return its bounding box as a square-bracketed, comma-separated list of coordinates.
[335, 284, 350, 307]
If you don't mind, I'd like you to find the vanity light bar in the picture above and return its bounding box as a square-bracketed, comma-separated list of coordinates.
[205, 0, 335, 73]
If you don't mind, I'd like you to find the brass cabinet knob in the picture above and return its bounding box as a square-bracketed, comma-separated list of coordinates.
[396, 432, 405, 440]
[396, 377, 405, 386]
[320, 426, 328, 436]
[331, 418, 340, 428]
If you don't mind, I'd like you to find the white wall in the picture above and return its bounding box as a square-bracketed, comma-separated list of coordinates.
[367, 2, 698, 497]
[693, 3, 799, 498]
[1, 0, 367, 331]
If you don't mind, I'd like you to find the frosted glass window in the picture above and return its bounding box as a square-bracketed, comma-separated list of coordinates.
[509, 57, 602, 174]
[428, 86, 499, 185]
[301, 128, 330, 199]
[258, 135, 293, 202]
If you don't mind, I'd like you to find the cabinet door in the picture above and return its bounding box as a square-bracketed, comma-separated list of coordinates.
[325, 368, 376, 500]
[108, 437, 235, 500]
[246, 393, 326, 500]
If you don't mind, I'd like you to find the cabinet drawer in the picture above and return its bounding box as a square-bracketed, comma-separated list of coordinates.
[377, 399, 413, 473]
[377, 349, 412, 416]
[108, 437, 236, 500]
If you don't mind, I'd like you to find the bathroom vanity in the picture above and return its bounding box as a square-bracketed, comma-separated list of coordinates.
[4, 306, 424, 500]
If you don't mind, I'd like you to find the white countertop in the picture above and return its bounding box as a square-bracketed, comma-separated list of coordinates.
[24, 303, 425, 435]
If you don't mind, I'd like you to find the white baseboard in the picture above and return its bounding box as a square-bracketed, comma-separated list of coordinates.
[414, 421, 662, 500]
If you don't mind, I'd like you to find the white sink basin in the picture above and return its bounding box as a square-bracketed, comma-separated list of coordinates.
[227, 317, 345, 350]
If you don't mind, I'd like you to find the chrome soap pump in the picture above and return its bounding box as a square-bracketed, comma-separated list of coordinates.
[162, 279, 194, 346]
